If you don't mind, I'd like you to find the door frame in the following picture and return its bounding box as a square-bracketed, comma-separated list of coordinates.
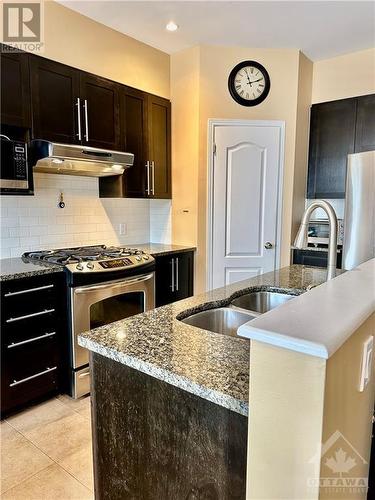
[206, 119, 286, 290]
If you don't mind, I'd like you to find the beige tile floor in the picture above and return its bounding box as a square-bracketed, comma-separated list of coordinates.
[1, 395, 94, 499]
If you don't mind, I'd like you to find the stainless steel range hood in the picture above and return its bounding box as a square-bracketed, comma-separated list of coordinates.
[30, 140, 134, 177]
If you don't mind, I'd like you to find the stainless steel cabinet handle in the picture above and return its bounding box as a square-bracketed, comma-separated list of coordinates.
[10, 366, 57, 387]
[151, 161, 155, 195]
[7, 331, 56, 349]
[175, 257, 179, 292]
[264, 242, 274, 249]
[4, 284, 54, 297]
[6, 308, 55, 323]
[75, 97, 82, 141]
[83, 99, 89, 142]
[171, 258, 175, 292]
[146, 161, 151, 196]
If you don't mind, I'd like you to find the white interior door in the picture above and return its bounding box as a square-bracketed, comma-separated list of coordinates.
[209, 121, 284, 289]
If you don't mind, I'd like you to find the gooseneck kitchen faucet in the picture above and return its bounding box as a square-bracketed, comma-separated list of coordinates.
[294, 200, 338, 280]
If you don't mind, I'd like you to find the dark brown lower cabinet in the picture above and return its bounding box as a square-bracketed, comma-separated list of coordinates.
[1, 272, 67, 417]
[155, 251, 194, 307]
[292, 249, 342, 269]
[91, 354, 247, 500]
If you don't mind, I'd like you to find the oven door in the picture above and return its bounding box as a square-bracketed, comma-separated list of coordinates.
[70, 272, 154, 397]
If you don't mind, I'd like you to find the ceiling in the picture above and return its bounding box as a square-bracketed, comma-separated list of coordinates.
[58, 1, 375, 61]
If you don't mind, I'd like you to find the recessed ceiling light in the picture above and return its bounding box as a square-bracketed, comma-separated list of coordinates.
[166, 21, 179, 32]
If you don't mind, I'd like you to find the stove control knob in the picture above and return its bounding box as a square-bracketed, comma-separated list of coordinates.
[76, 263, 84, 271]
[87, 262, 94, 270]
[135, 256, 142, 262]
[143, 255, 150, 261]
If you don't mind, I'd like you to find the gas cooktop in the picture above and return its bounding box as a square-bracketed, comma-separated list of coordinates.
[23, 245, 154, 274]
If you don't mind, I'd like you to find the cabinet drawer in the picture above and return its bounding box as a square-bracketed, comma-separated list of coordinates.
[4, 334, 59, 381]
[2, 308, 58, 345]
[2, 368, 58, 415]
[2, 282, 58, 318]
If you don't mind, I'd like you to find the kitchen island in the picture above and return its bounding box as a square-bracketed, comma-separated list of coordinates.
[79, 265, 334, 500]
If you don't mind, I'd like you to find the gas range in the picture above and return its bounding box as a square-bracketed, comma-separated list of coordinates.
[23, 245, 155, 287]
[23, 245, 156, 398]
[23, 245, 154, 273]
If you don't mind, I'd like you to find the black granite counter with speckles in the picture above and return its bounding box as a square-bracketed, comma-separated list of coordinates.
[0, 258, 63, 282]
[79, 265, 338, 416]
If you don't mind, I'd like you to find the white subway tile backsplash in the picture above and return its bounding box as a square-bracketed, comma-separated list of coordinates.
[0, 173, 172, 259]
[9, 227, 30, 237]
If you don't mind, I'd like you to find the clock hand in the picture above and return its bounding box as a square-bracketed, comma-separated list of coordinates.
[251, 78, 264, 83]
[244, 69, 252, 87]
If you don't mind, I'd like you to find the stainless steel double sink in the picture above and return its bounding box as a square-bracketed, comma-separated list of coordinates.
[180, 290, 298, 337]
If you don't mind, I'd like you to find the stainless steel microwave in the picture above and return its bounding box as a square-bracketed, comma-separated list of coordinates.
[0, 138, 33, 195]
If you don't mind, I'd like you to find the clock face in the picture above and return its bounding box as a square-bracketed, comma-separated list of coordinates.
[228, 61, 270, 106]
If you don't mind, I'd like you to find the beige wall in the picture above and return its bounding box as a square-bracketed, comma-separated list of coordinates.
[291, 52, 313, 239]
[312, 48, 375, 104]
[39, 1, 170, 98]
[170, 47, 200, 247]
[247, 341, 326, 500]
[320, 312, 375, 500]
[171, 45, 313, 292]
[246, 313, 375, 500]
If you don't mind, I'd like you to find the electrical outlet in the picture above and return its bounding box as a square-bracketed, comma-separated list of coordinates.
[118, 223, 127, 236]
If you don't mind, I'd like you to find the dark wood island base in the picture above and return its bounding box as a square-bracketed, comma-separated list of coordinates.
[90, 353, 248, 500]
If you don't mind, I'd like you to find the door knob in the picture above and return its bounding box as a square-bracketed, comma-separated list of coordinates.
[264, 242, 273, 249]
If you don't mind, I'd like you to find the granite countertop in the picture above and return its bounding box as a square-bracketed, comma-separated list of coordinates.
[79, 265, 334, 417]
[0, 244, 195, 282]
[0, 258, 63, 282]
[136, 243, 196, 256]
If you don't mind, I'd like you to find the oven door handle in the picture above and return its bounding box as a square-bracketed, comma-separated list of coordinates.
[73, 273, 154, 295]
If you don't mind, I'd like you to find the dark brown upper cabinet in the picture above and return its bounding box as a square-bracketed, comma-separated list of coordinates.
[307, 98, 356, 199]
[147, 95, 171, 199]
[100, 91, 171, 199]
[121, 87, 148, 197]
[79, 73, 121, 151]
[354, 94, 375, 153]
[1, 48, 31, 128]
[99, 86, 148, 198]
[1, 51, 171, 199]
[307, 94, 375, 199]
[30, 56, 80, 144]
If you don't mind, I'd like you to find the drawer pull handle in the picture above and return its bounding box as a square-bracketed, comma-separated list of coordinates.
[4, 284, 54, 297]
[10, 366, 57, 387]
[6, 308, 55, 323]
[7, 331, 56, 349]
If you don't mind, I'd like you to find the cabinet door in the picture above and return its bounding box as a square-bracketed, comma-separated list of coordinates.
[174, 252, 194, 302]
[292, 249, 342, 269]
[1, 48, 31, 128]
[292, 249, 327, 268]
[355, 94, 375, 153]
[121, 87, 148, 197]
[30, 56, 80, 143]
[307, 99, 356, 199]
[148, 95, 171, 199]
[155, 254, 174, 307]
[80, 73, 120, 150]
[155, 252, 194, 307]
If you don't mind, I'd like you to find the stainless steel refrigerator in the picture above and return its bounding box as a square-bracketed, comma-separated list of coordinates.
[342, 150, 375, 270]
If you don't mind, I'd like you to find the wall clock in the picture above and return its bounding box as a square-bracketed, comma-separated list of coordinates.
[228, 60, 270, 106]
